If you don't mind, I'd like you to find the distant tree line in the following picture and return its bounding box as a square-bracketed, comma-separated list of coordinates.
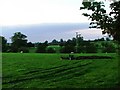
[0, 32, 116, 53]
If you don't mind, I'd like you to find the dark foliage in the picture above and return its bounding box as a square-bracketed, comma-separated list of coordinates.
[18, 47, 29, 53]
[46, 47, 56, 53]
[27, 42, 34, 47]
[0, 36, 8, 52]
[77, 41, 97, 53]
[80, 1, 120, 43]
[50, 39, 59, 45]
[60, 45, 75, 53]
[85, 43, 97, 53]
[36, 43, 47, 53]
[59, 39, 66, 47]
[36, 41, 48, 53]
[11, 32, 28, 52]
[102, 42, 116, 53]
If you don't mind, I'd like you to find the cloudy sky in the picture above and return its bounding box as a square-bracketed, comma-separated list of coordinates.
[0, 0, 110, 42]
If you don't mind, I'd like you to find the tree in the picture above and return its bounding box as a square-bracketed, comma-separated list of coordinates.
[77, 36, 84, 45]
[43, 41, 48, 46]
[36, 41, 48, 53]
[77, 41, 97, 53]
[46, 47, 56, 53]
[80, 0, 120, 55]
[75, 34, 84, 53]
[101, 42, 116, 53]
[85, 42, 97, 53]
[80, 0, 120, 43]
[60, 45, 75, 53]
[18, 47, 29, 53]
[0, 36, 7, 52]
[59, 39, 65, 47]
[50, 39, 59, 45]
[59, 36, 84, 53]
[11, 32, 28, 52]
[65, 39, 73, 46]
[36, 43, 46, 53]
[27, 42, 34, 47]
[71, 38, 77, 46]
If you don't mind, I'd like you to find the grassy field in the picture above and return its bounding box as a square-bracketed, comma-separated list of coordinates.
[2, 53, 119, 88]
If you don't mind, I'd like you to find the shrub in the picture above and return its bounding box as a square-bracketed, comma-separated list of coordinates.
[36, 43, 47, 53]
[11, 46, 18, 52]
[18, 47, 29, 53]
[46, 47, 56, 53]
[85, 43, 97, 53]
[102, 44, 116, 53]
[77, 42, 97, 53]
[60, 45, 75, 53]
[76, 46, 86, 53]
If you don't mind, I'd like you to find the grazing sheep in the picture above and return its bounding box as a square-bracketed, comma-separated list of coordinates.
[20, 51, 23, 53]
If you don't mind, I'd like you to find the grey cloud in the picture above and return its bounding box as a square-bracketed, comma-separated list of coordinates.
[1, 23, 103, 43]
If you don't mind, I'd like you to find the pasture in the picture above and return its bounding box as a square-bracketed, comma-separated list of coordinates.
[2, 53, 119, 88]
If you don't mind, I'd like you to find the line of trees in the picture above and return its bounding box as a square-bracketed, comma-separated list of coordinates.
[0, 32, 116, 53]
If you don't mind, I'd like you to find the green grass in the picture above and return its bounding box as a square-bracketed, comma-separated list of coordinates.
[2, 53, 119, 88]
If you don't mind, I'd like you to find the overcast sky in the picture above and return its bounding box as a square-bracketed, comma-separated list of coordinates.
[0, 0, 89, 26]
[2, 23, 107, 42]
[0, 0, 111, 42]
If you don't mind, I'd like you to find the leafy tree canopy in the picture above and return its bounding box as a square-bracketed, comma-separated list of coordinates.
[0, 36, 7, 52]
[11, 32, 28, 52]
[80, 0, 120, 43]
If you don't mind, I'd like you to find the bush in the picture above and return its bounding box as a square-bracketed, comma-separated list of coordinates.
[36, 43, 47, 53]
[102, 44, 116, 53]
[11, 46, 18, 53]
[85, 43, 97, 53]
[60, 45, 75, 53]
[46, 47, 56, 53]
[76, 46, 86, 53]
[18, 47, 29, 53]
[77, 42, 97, 53]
